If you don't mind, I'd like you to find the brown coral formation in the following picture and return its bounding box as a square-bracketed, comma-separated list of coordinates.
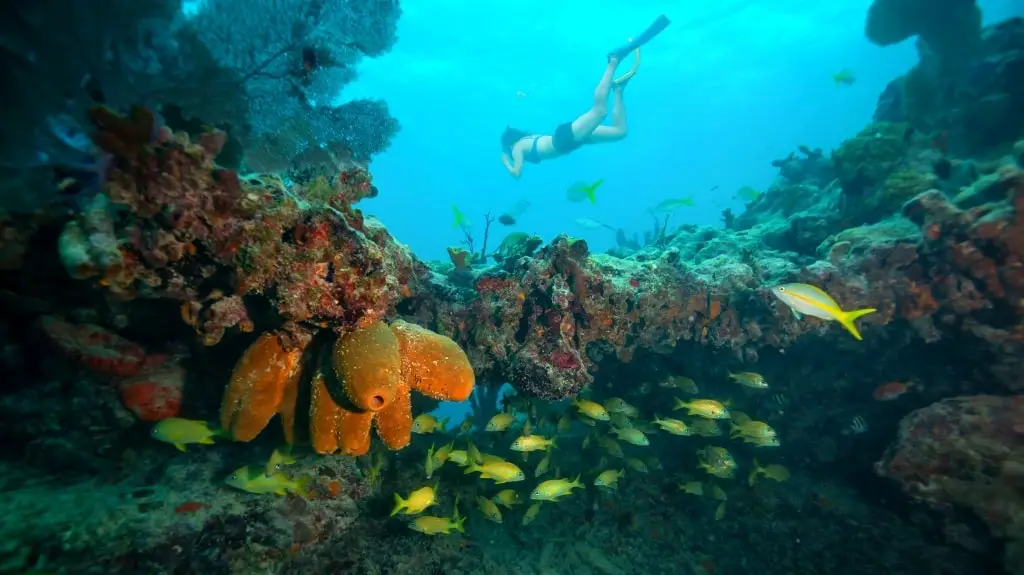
[876, 395, 1024, 573]
[220, 320, 474, 456]
[66, 107, 425, 344]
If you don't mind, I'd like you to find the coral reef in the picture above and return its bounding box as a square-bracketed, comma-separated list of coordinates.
[876, 395, 1024, 573]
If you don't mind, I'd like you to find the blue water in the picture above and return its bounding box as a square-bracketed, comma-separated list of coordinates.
[345, 0, 1023, 261]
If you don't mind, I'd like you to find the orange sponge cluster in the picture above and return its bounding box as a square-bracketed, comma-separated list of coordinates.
[220, 320, 474, 456]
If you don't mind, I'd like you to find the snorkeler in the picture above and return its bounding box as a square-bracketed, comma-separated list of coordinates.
[500, 57, 630, 179]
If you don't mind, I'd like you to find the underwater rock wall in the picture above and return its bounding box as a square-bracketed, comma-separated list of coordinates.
[876, 395, 1024, 574]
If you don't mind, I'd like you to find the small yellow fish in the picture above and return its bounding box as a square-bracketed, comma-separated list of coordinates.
[730, 421, 777, 439]
[535, 450, 552, 477]
[603, 398, 639, 417]
[597, 435, 624, 458]
[626, 458, 648, 473]
[522, 501, 542, 525]
[609, 412, 633, 429]
[743, 435, 782, 448]
[771, 283, 876, 340]
[511, 434, 556, 452]
[224, 466, 310, 496]
[486, 413, 516, 431]
[660, 375, 698, 394]
[748, 459, 791, 486]
[557, 415, 572, 433]
[448, 450, 470, 466]
[458, 416, 474, 435]
[391, 484, 438, 516]
[679, 481, 703, 495]
[710, 484, 728, 501]
[652, 416, 691, 436]
[433, 441, 456, 465]
[493, 489, 522, 508]
[594, 469, 625, 488]
[832, 69, 856, 85]
[673, 399, 730, 419]
[573, 398, 610, 421]
[728, 372, 768, 389]
[729, 411, 752, 425]
[151, 418, 219, 452]
[654, 196, 696, 212]
[531, 474, 584, 502]
[688, 419, 722, 437]
[467, 440, 484, 464]
[464, 460, 526, 484]
[698, 446, 737, 479]
[425, 443, 439, 478]
[451, 205, 470, 230]
[266, 445, 298, 476]
[367, 451, 385, 486]
[714, 501, 726, 521]
[408, 512, 466, 535]
[611, 427, 649, 446]
[566, 179, 604, 204]
[412, 414, 448, 434]
[476, 495, 503, 523]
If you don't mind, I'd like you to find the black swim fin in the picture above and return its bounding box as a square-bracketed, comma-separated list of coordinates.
[607, 14, 671, 61]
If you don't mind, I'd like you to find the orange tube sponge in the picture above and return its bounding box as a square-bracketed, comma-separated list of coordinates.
[309, 370, 342, 454]
[220, 332, 304, 442]
[391, 319, 475, 401]
[332, 321, 401, 411]
[375, 381, 413, 450]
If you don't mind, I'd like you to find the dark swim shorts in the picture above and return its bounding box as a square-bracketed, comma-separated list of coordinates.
[552, 122, 583, 154]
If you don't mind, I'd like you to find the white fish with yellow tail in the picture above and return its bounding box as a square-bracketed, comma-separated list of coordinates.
[771, 283, 876, 340]
[530, 474, 584, 502]
[594, 469, 625, 488]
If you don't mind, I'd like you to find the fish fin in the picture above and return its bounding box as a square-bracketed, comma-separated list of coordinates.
[837, 308, 876, 340]
[199, 436, 215, 445]
[440, 417, 450, 433]
[454, 514, 467, 533]
[390, 493, 406, 516]
[274, 489, 287, 496]
[294, 475, 312, 497]
[790, 308, 803, 320]
[174, 443, 187, 452]
[587, 188, 597, 204]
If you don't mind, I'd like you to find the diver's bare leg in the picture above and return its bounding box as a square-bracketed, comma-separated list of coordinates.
[570, 58, 618, 139]
[589, 84, 627, 142]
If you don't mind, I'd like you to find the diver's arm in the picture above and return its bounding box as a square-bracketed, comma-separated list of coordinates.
[502, 148, 524, 178]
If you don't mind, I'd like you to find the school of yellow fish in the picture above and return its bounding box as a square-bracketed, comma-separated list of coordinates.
[149, 368, 791, 534]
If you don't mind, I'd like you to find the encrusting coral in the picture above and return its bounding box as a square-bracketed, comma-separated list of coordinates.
[221, 319, 474, 456]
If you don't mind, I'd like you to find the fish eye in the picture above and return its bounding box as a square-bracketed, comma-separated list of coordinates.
[778, 287, 786, 292]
